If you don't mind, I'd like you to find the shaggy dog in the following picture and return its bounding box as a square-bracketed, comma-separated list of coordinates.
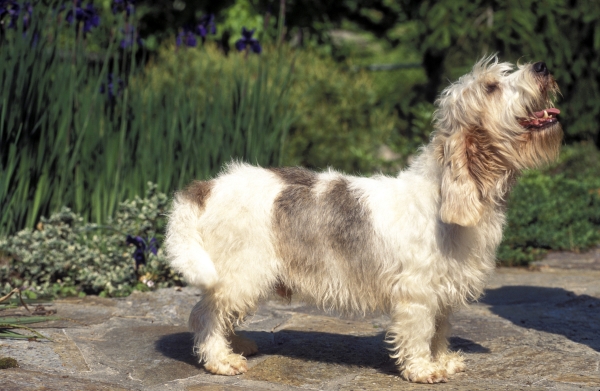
[165, 56, 562, 383]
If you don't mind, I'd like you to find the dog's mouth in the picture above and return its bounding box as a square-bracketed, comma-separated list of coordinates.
[518, 108, 560, 130]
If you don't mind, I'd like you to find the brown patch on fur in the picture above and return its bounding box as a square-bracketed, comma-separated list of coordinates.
[274, 280, 292, 301]
[269, 167, 317, 187]
[272, 177, 381, 310]
[181, 180, 214, 209]
[464, 128, 513, 199]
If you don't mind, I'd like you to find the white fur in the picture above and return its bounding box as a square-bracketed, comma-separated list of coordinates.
[165, 56, 562, 383]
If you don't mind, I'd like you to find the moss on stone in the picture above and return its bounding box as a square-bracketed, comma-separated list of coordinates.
[0, 356, 18, 369]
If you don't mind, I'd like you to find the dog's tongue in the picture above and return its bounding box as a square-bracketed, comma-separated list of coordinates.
[534, 108, 560, 118]
[519, 108, 561, 129]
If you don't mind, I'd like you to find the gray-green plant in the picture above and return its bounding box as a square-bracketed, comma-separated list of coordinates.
[0, 183, 181, 297]
[2, 149, 600, 297]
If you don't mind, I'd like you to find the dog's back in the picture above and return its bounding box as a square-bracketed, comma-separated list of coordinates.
[164, 56, 563, 383]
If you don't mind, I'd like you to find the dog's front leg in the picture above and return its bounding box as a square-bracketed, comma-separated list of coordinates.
[431, 307, 466, 375]
[387, 300, 448, 383]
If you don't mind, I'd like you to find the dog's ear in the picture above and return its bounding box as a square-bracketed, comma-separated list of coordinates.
[439, 129, 486, 227]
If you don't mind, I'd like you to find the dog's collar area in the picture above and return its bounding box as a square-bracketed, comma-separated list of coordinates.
[518, 108, 560, 129]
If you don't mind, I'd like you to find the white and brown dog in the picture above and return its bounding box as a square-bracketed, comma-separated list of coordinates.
[165, 56, 562, 383]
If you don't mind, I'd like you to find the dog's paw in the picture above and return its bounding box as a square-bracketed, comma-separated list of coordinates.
[204, 353, 248, 375]
[401, 360, 448, 383]
[437, 352, 465, 375]
[230, 334, 258, 357]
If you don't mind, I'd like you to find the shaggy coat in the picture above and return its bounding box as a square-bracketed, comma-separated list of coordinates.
[165, 56, 562, 383]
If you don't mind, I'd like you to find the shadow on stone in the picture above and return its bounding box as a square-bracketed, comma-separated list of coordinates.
[449, 336, 490, 353]
[247, 330, 389, 369]
[155, 329, 487, 374]
[481, 286, 600, 351]
[155, 332, 202, 368]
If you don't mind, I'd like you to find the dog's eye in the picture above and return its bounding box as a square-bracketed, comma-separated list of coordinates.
[486, 82, 499, 93]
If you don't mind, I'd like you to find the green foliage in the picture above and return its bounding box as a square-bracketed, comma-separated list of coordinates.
[282, 51, 404, 173]
[242, 0, 600, 145]
[2, 0, 406, 236]
[392, 0, 600, 143]
[142, 44, 404, 174]
[0, 1, 131, 235]
[218, 0, 269, 46]
[0, 184, 182, 297]
[498, 146, 600, 266]
[0, 3, 295, 236]
[4, 0, 600, 276]
[547, 142, 600, 182]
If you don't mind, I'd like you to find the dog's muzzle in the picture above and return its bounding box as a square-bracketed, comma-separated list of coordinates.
[533, 61, 549, 76]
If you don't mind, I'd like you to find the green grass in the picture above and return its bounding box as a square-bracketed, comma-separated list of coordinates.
[0, 3, 296, 236]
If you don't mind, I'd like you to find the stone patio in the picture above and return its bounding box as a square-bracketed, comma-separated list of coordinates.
[2, 253, 600, 390]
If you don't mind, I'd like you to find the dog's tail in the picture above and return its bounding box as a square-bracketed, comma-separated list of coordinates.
[165, 195, 219, 289]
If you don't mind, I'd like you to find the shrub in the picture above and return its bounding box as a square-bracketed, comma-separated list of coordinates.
[0, 2, 295, 237]
[281, 51, 404, 173]
[498, 162, 600, 266]
[0, 183, 181, 297]
[143, 44, 405, 175]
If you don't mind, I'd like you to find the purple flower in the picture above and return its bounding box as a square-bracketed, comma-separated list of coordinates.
[175, 14, 215, 48]
[1, 0, 21, 29]
[83, 3, 99, 33]
[111, 0, 135, 16]
[235, 27, 261, 54]
[196, 13, 215, 38]
[21, 2, 33, 30]
[1, 1, 36, 42]
[126, 235, 158, 268]
[65, 1, 100, 36]
[176, 27, 197, 47]
[100, 73, 125, 99]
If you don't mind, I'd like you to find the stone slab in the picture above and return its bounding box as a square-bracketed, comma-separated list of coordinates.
[531, 247, 600, 271]
[1, 267, 600, 390]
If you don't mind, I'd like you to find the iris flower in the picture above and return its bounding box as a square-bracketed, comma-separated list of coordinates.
[235, 27, 261, 54]
[126, 235, 158, 269]
[111, 0, 135, 16]
[65, 1, 100, 35]
[1, 0, 21, 29]
[176, 27, 197, 47]
[176, 15, 215, 48]
[196, 13, 215, 38]
[100, 73, 125, 100]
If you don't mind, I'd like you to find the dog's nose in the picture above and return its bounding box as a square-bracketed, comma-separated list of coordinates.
[533, 61, 549, 76]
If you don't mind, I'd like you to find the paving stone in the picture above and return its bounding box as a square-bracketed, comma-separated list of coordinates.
[185, 385, 271, 391]
[1, 368, 131, 391]
[1, 264, 600, 390]
[531, 247, 600, 271]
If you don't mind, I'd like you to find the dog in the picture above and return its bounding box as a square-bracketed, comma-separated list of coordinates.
[165, 56, 562, 383]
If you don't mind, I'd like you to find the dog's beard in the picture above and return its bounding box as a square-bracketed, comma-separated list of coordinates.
[517, 121, 563, 169]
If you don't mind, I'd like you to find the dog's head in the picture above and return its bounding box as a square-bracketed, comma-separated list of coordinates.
[433, 56, 563, 227]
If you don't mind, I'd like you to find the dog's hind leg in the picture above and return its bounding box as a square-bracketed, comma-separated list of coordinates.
[387, 299, 448, 383]
[189, 289, 256, 375]
[431, 308, 465, 375]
